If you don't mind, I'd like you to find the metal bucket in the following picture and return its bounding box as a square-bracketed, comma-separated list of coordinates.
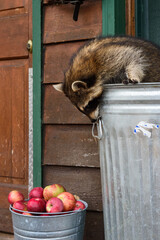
[10, 200, 88, 240]
[98, 83, 160, 240]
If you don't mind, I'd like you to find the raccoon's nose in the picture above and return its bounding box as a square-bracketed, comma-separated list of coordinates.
[91, 118, 97, 123]
[88, 115, 98, 123]
[88, 107, 100, 122]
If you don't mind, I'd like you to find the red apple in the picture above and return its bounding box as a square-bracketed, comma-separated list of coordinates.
[41, 198, 47, 206]
[29, 187, 43, 199]
[43, 184, 66, 201]
[27, 198, 46, 212]
[57, 192, 76, 211]
[73, 201, 85, 211]
[46, 197, 64, 213]
[8, 190, 24, 204]
[22, 212, 32, 216]
[13, 201, 27, 213]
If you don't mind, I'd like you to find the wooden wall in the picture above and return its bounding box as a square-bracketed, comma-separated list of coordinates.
[42, 0, 104, 239]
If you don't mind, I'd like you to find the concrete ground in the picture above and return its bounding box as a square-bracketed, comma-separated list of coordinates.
[0, 232, 14, 240]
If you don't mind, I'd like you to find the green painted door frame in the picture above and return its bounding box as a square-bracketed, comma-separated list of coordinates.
[31, 0, 126, 188]
[32, 0, 42, 187]
[102, 0, 125, 36]
[135, 0, 160, 45]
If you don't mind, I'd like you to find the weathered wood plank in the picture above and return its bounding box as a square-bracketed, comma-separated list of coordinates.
[43, 0, 102, 43]
[43, 84, 90, 124]
[0, 60, 28, 179]
[0, 14, 28, 59]
[43, 41, 85, 83]
[0, 0, 25, 11]
[0, 176, 28, 185]
[84, 211, 104, 240]
[43, 125, 99, 167]
[43, 165, 103, 211]
[0, 208, 13, 233]
[0, 66, 12, 177]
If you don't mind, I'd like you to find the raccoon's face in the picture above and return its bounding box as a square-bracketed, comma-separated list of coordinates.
[67, 82, 102, 122]
[54, 77, 103, 122]
[53, 46, 103, 122]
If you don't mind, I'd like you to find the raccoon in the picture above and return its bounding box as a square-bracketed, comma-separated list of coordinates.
[54, 36, 160, 122]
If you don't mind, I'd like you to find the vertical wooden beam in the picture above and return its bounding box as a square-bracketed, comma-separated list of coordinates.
[102, 0, 125, 36]
[32, 0, 42, 187]
[125, 0, 135, 36]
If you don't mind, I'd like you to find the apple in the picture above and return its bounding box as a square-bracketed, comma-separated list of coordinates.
[13, 201, 27, 213]
[27, 198, 46, 212]
[46, 197, 64, 213]
[41, 198, 47, 206]
[22, 212, 32, 216]
[29, 187, 43, 199]
[57, 192, 76, 211]
[74, 195, 80, 200]
[43, 184, 66, 201]
[73, 201, 85, 211]
[8, 190, 24, 204]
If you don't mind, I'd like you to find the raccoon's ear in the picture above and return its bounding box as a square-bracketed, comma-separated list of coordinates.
[53, 83, 64, 93]
[72, 81, 87, 92]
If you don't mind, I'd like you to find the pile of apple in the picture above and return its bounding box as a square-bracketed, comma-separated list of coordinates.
[8, 184, 85, 216]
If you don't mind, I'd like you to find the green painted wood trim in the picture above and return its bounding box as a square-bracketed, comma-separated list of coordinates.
[32, 0, 42, 187]
[102, 0, 125, 36]
[135, 0, 148, 38]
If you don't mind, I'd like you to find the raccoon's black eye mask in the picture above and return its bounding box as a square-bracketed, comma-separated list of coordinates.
[84, 95, 102, 114]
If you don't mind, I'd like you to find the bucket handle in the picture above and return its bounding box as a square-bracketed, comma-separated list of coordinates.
[92, 117, 103, 140]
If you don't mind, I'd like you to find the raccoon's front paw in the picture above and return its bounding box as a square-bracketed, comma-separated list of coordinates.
[122, 79, 138, 85]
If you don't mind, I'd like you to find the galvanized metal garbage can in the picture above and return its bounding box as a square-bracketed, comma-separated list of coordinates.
[98, 83, 160, 240]
[10, 200, 88, 240]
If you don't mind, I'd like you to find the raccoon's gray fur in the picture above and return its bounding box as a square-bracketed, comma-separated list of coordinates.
[54, 36, 160, 122]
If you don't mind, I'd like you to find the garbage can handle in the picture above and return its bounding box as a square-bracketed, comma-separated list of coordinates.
[92, 117, 103, 140]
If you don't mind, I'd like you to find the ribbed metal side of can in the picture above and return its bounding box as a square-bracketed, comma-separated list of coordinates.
[98, 83, 160, 240]
[10, 200, 87, 240]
